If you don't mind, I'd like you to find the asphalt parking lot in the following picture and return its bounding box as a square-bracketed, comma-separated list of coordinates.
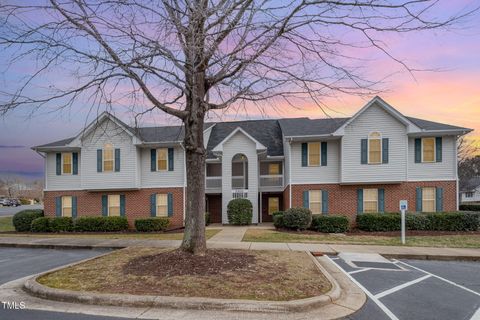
[330, 255, 480, 320]
[0, 204, 43, 217]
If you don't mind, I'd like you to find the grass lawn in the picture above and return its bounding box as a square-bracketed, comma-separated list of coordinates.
[38, 247, 331, 301]
[243, 229, 480, 248]
[0, 228, 222, 240]
[0, 217, 14, 232]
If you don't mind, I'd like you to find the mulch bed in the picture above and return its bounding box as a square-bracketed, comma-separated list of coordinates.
[124, 249, 256, 277]
[276, 228, 480, 237]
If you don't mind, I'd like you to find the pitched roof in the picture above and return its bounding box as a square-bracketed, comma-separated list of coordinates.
[206, 119, 283, 158]
[405, 117, 468, 131]
[278, 117, 349, 137]
[34, 137, 75, 148]
[461, 177, 480, 192]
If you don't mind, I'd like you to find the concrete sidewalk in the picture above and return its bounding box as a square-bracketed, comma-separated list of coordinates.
[0, 235, 479, 260]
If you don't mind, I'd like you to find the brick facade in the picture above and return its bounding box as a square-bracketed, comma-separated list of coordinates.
[44, 188, 184, 229]
[288, 180, 457, 224]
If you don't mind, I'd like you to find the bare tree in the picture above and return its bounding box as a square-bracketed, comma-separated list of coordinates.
[0, 1, 476, 254]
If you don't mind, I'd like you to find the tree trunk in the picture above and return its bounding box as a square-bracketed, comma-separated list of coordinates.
[180, 85, 207, 255]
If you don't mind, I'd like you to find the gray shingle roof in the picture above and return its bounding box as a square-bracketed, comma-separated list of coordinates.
[205, 120, 283, 158]
[278, 117, 350, 137]
[405, 117, 469, 131]
[34, 137, 75, 148]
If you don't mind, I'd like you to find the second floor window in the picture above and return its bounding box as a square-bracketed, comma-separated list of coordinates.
[268, 163, 280, 175]
[157, 148, 168, 171]
[308, 142, 320, 166]
[62, 153, 72, 174]
[422, 138, 435, 163]
[368, 132, 382, 164]
[103, 143, 114, 172]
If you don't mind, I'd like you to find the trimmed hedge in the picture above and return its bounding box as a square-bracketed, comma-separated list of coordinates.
[311, 215, 349, 233]
[205, 212, 210, 226]
[460, 204, 480, 211]
[135, 217, 170, 232]
[273, 214, 284, 229]
[227, 198, 253, 225]
[13, 209, 44, 232]
[30, 217, 50, 233]
[49, 217, 74, 232]
[357, 212, 480, 232]
[283, 207, 312, 230]
[74, 216, 129, 232]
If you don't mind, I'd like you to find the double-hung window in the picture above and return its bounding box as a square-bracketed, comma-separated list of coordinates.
[368, 132, 382, 164]
[108, 195, 120, 216]
[62, 196, 72, 217]
[157, 148, 168, 171]
[103, 143, 114, 172]
[308, 142, 320, 166]
[156, 194, 168, 216]
[422, 187, 436, 212]
[422, 138, 435, 163]
[363, 188, 378, 213]
[309, 190, 322, 215]
[62, 153, 73, 174]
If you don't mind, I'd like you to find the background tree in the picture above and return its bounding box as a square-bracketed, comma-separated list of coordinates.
[0, 1, 476, 254]
[458, 137, 480, 189]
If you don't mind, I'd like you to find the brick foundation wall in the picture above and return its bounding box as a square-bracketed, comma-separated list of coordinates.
[44, 188, 184, 229]
[288, 180, 457, 224]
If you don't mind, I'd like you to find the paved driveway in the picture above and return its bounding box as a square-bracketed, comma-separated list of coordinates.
[0, 204, 43, 217]
[0, 247, 124, 320]
[330, 256, 480, 320]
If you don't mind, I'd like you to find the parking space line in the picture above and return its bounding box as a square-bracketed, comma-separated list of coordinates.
[326, 256, 400, 320]
[349, 268, 373, 274]
[470, 307, 480, 320]
[374, 275, 431, 299]
[394, 260, 480, 297]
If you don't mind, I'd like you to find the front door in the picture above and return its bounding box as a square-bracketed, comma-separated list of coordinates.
[261, 193, 283, 222]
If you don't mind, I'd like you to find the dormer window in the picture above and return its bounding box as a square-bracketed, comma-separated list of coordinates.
[368, 132, 382, 164]
[103, 143, 114, 172]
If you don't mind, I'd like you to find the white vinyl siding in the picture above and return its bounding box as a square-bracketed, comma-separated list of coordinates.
[45, 152, 81, 190]
[290, 140, 340, 184]
[80, 119, 138, 190]
[221, 131, 259, 224]
[408, 136, 456, 181]
[140, 147, 185, 187]
[342, 103, 407, 183]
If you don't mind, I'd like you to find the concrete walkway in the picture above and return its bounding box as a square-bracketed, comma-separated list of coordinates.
[0, 234, 479, 260]
[208, 226, 247, 242]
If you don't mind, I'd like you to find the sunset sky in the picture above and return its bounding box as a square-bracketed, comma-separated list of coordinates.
[0, 1, 479, 180]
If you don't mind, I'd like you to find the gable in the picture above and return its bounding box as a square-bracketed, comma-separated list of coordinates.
[80, 117, 133, 148]
[345, 101, 407, 132]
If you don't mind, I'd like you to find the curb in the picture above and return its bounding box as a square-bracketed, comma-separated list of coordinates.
[0, 242, 124, 250]
[381, 253, 480, 261]
[24, 251, 344, 313]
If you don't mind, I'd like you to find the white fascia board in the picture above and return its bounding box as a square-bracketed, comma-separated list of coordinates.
[211, 127, 266, 152]
[408, 129, 473, 137]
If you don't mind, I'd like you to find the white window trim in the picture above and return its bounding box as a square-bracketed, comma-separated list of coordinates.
[156, 148, 169, 171]
[102, 144, 115, 172]
[367, 132, 382, 165]
[363, 188, 378, 213]
[309, 190, 322, 214]
[61, 152, 73, 175]
[422, 187, 436, 212]
[307, 142, 321, 167]
[156, 194, 168, 217]
[107, 194, 120, 216]
[61, 196, 72, 217]
[421, 137, 436, 163]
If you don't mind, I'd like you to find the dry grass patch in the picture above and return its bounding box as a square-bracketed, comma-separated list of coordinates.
[37, 247, 331, 301]
[243, 229, 480, 248]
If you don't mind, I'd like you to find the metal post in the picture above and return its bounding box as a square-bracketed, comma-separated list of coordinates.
[401, 209, 406, 245]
